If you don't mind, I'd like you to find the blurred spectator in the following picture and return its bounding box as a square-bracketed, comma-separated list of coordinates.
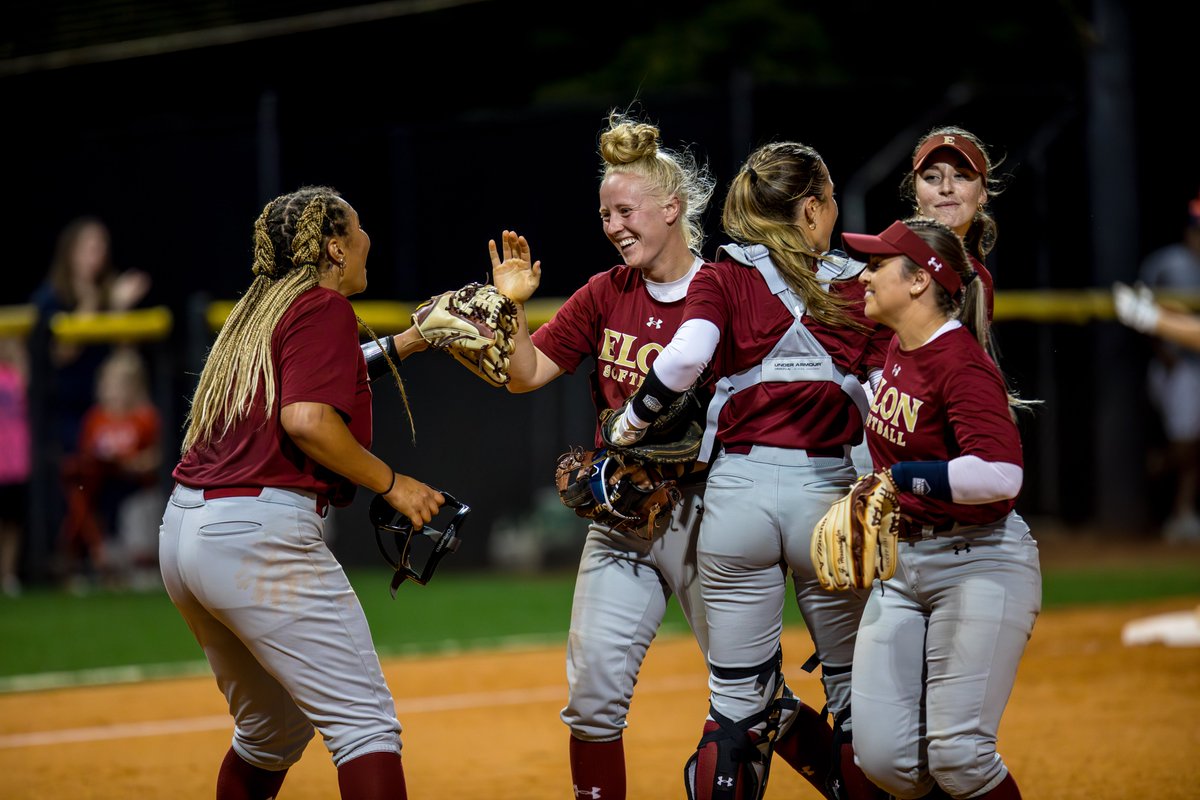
[28, 216, 152, 586]
[58, 346, 162, 590]
[1115, 193, 1200, 542]
[30, 216, 151, 454]
[0, 336, 31, 598]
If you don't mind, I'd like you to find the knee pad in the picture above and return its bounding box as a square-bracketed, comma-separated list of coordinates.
[684, 650, 793, 800]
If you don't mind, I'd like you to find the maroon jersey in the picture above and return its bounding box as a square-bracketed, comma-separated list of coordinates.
[866, 324, 1021, 526]
[532, 264, 712, 446]
[175, 287, 372, 506]
[683, 257, 891, 451]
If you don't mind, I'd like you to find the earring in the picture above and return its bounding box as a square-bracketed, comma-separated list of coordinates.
[809, 222, 817, 230]
[336, 259, 345, 272]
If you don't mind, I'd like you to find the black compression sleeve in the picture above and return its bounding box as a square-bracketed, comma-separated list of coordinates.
[361, 335, 398, 382]
[630, 366, 683, 426]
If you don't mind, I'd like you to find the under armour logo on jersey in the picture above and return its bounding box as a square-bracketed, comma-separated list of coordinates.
[928, 256, 944, 272]
[716, 775, 734, 788]
[646, 316, 663, 329]
[573, 786, 602, 799]
[892, 364, 902, 376]
[953, 542, 972, 555]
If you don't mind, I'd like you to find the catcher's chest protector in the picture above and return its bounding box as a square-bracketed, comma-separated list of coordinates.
[699, 245, 869, 462]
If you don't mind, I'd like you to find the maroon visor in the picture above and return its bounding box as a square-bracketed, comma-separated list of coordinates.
[913, 134, 987, 180]
[842, 221, 963, 297]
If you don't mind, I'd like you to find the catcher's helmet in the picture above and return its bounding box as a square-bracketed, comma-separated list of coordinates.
[370, 491, 471, 596]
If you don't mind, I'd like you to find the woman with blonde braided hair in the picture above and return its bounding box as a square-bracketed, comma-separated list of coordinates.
[161, 185, 442, 800]
[606, 141, 893, 800]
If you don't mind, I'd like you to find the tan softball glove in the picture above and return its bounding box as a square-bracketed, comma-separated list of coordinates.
[812, 470, 901, 590]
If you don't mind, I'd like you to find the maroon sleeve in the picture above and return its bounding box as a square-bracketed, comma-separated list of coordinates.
[530, 274, 602, 374]
[944, 354, 1023, 467]
[681, 266, 731, 331]
[277, 291, 360, 419]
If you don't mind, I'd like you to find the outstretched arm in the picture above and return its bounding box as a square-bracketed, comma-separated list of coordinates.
[1114, 281, 1200, 352]
[490, 230, 563, 392]
[361, 327, 428, 381]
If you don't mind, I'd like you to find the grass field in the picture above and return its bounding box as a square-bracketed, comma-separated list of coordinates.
[3, 534, 1200, 690]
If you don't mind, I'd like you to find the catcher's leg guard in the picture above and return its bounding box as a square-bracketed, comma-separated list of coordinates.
[684, 651, 791, 800]
[683, 712, 770, 800]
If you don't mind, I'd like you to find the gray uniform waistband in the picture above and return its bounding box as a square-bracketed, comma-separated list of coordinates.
[172, 484, 329, 515]
[719, 444, 850, 467]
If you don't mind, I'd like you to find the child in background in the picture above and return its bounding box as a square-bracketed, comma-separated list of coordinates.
[59, 346, 162, 589]
[0, 336, 31, 598]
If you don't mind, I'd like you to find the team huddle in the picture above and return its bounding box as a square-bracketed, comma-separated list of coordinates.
[161, 110, 1040, 800]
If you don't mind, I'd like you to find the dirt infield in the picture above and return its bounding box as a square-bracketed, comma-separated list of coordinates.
[3, 533, 1200, 799]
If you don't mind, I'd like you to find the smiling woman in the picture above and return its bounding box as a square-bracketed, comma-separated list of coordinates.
[841, 216, 1038, 799]
[484, 109, 721, 799]
[160, 185, 445, 800]
[602, 139, 895, 799]
[901, 126, 1005, 320]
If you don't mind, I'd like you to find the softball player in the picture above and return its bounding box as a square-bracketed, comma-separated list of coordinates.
[160, 186, 443, 800]
[607, 141, 893, 800]
[901, 126, 1001, 320]
[489, 111, 715, 800]
[491, 112, 841, 800]
[843, 217, 1041, 799]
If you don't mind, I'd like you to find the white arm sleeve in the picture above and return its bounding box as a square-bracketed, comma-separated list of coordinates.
[652, 318, 721, 392]
[948, 455, 1024, 504]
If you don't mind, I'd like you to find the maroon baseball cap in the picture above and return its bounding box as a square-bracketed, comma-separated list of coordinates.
[842, 221, 963, 296]
[913, 133, 987, 179]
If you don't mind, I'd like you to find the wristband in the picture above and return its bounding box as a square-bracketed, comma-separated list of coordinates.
[380, 471, 397, 495]
[630, 367, 683, 426]
[362, 335, 399, 382]
[889, 461, 952, 501]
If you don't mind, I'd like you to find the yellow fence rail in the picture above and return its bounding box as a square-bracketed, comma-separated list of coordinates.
[5, 288, 1200, 341]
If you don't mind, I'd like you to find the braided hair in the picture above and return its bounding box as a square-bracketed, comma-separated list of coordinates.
[182, 186, 409, 453]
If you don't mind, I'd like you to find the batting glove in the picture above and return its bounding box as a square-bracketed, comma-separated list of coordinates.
[1113, 281, 1161, 334]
